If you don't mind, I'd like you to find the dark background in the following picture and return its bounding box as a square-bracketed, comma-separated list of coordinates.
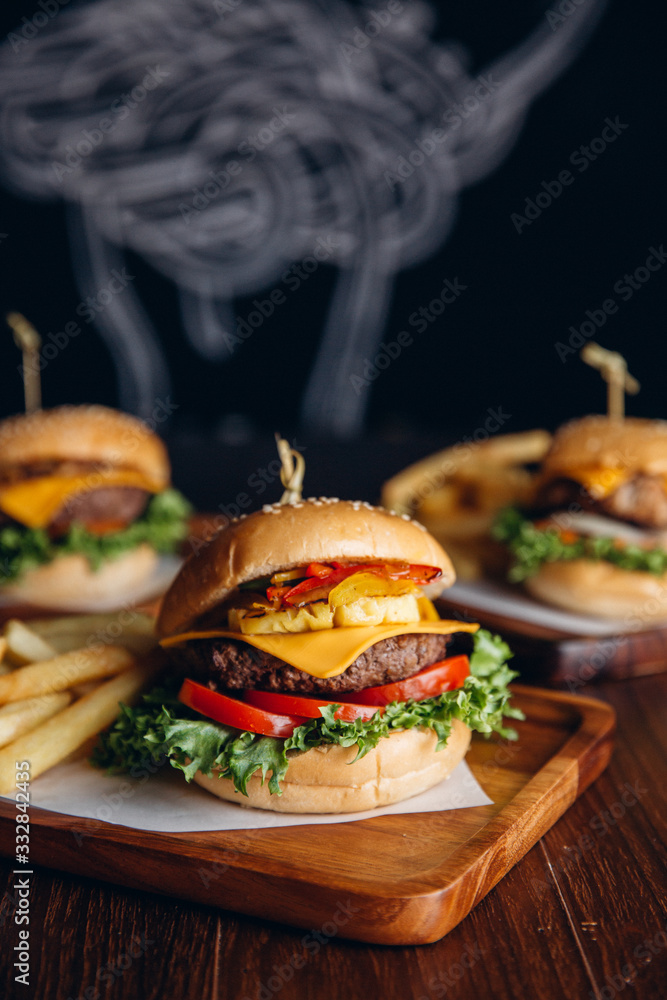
[0, 0, 664, 505]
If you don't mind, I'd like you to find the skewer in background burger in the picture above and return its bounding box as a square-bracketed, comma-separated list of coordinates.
[0, 405, 191, 610]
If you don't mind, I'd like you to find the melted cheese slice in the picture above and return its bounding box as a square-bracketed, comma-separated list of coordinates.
[160, 620, 479, 679]
[0, 471, 164, 529]
[565, 466, 630, 500]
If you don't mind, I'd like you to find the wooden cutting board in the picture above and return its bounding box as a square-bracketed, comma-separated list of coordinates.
[436, 592, 667, 688]
[0, 686, 614, 946]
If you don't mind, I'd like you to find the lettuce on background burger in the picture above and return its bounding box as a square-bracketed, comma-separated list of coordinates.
[97, 497, 522, 814]
[0, 405, 191, 608]
[494, 415, 667, 619]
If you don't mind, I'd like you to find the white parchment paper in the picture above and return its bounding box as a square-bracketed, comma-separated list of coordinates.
[2, 758, 491, 832]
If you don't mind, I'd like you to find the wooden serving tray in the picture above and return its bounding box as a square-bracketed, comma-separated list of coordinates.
[0, 686, 614, 946]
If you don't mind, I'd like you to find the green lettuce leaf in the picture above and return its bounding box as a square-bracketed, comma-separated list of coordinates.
[493, 506, 667, 581]
[0, 488, 192, 583]
[93, 628, 524, 798]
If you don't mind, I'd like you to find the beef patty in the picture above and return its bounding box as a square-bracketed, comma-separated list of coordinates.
[0, 487, 150, 534]
[174, 632, 456, 695]
[49, 487, 150, 535]
[535, 475, 667, 530]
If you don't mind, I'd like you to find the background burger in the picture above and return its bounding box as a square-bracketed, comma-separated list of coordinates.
[97, 497, 521, 814]
[0, 404, 191, 609]
[494, 415, 667, 620]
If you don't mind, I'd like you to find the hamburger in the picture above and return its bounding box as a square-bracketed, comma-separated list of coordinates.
[494, 415, 667, 620]
[0, 405, 191, 609]
[97, 497, 521, 814]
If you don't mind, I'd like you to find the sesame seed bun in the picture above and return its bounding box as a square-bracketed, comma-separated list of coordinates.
[542, 416, 667, 480]
[157, 498, 455, 637]
[0, 406, 170, 487]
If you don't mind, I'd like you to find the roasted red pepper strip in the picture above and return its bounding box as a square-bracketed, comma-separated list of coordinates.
[279, 562, 442, 608]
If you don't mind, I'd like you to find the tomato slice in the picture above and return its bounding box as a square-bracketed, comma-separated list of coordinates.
[178, 678, 308, 737]
[177, 655, 468, 737]
[243, 689, 383, 722]
[337, 655, 470, 706]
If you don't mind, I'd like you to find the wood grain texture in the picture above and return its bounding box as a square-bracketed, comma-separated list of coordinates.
[0, 673, 665, 1000]
[0, 687, 613, 954]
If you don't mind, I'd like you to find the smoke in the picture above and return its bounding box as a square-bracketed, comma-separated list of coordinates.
[0, 0, 606, 434]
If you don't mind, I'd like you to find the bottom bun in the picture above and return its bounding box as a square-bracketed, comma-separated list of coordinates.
[524, 559, 667, 621]
[1, 544, 159, 611]
[193, 719, 472, 814]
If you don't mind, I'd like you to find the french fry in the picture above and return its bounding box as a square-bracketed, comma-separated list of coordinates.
[381, 429, 552, 515]
[27, 613, 156, 656]
[0, 644, 136, 704]
[0, 658, 162, 792]
[0, 692, 71, 749]
[70, 680, 104, 699]
[3, 619, 58, 666]
[0, 637, 12, 677]
[382, 430, 553, 582]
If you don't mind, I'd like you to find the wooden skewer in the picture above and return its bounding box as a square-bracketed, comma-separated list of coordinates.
[580, 343, 639, 421]
[275, 434, 305, 503]
[7, 312, 42, 413]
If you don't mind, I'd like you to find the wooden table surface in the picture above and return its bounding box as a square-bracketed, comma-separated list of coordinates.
[1, 666, 665, 1000]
